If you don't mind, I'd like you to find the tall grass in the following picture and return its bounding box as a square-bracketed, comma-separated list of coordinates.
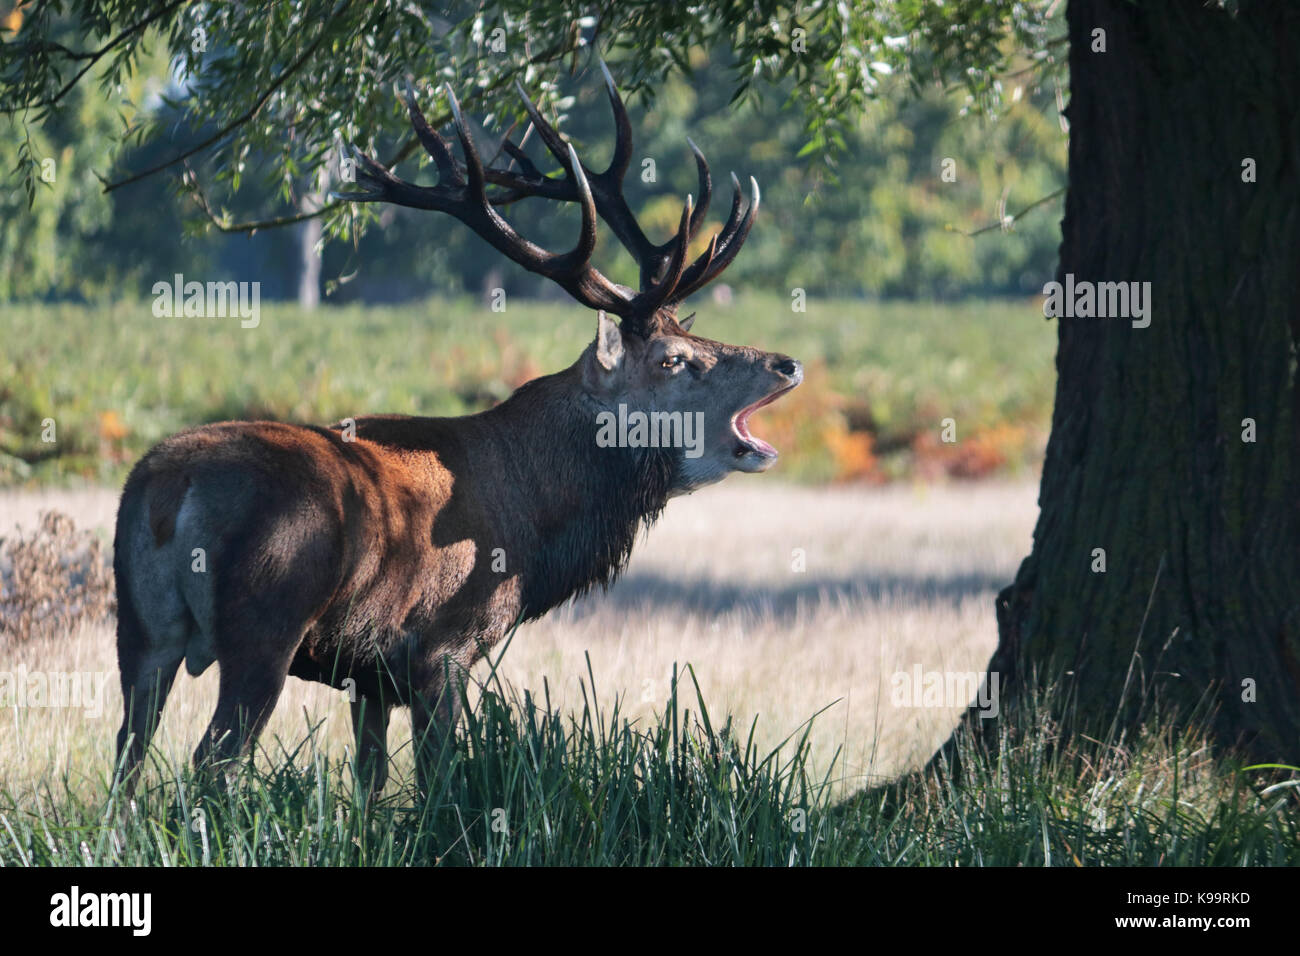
[2, 663, 836, 866]
[2, 664, 1294, 866]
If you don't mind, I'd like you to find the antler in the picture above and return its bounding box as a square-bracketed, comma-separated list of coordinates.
[338, 84, 630, 314]
[334, 64, 759, 333]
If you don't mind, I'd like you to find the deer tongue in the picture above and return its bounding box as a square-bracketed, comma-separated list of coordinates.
[733, 395, 779, 457]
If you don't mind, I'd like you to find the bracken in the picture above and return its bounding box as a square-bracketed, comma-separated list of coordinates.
[0, 510, 115, 645]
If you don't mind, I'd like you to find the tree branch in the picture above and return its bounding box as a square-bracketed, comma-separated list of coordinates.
[180, 162, 337, 233]
[168, 31, 577, 234]
[2, 0, 192, 114]
[958, 186, 1064, 237]
[102, 0, 350, 193]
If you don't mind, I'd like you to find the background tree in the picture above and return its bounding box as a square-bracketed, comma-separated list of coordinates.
[989, 0, 1300, 760]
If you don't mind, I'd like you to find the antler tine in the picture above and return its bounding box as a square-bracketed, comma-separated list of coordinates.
[334, 143, 396, 201]
[399, 81, 547, 205]
[508, 77, 652, 278]
[685, 137, 711, 237]
[593, 61, 714, 290]
[639, 171, 740, 300]
[598, 59, 705, 273]
[503, 65, 722, 308]
[499, 138, 546, 180]
[674, 233, 719, 296]
[332, 141, 451, 211]
[598, 59, 634, 182]
[445, 85, 487, 199]
[403, 80, 461, 184]
[666, 170, 744, 297]
[670, 174, 760, 303]
[485, 132, 574, 205]
[559, 141, 600, 271]
[512, 79, 573, 169]
[594, 62, 709, 290]
[632, 195, 694, 318]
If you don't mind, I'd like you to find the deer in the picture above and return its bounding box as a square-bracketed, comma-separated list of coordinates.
[112, 63, 801, 795]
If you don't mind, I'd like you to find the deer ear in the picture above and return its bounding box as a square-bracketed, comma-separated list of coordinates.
[595, 310, 624, 372]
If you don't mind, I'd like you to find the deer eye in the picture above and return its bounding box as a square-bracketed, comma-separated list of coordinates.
[660, 355, 685, 369]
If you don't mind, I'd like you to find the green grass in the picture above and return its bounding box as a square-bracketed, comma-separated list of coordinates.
[0, 294, 1056, 486]
[2, 665, 1295, 866]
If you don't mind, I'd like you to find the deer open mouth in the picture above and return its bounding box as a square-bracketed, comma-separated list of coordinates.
[732, 385, 795, 461]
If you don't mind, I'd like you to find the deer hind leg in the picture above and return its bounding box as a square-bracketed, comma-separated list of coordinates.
[193, 658, 293, 780]
[192, 602, 305, 780]
[350, 694, 391, 795]
[114, 599, 186, 788]
[408, 654, 471, 797]
[113, 486, 197, 789]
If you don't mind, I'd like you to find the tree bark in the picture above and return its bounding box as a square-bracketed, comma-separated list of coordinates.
[988, 0, 1300, 759]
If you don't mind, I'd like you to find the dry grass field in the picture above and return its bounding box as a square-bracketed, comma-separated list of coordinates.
[0, 479, 1036, 801]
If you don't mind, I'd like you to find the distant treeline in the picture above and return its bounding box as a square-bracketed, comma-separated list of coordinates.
[1, 60, 1065, 304]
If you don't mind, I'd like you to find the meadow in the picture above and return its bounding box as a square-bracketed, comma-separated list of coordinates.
[1, 297, 1296, 865]
[0, 294, 1055, 485]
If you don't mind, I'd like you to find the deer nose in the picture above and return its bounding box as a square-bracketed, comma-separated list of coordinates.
[771, 355, 802, 381]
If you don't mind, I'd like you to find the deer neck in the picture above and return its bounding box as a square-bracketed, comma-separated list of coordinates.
[482, 367, 673, 618]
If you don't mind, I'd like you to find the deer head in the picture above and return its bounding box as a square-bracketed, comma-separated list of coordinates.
[337, 62, 801, 494]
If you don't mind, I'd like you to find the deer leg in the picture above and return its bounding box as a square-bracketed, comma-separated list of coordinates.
[408, 654, 469, 796]
[193, 667, 288, 782]
[192, 632, 298, 781]
[350, 694, 391, 795]
[114, 611, 185, 790]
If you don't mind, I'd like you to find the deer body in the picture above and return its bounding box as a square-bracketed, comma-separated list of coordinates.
[114, 65, 800, 793]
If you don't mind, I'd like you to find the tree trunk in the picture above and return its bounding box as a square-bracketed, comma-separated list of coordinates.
[990, 0, 1300, 759]
[297, 166, 328, 311]
[297, 198, 323, 311]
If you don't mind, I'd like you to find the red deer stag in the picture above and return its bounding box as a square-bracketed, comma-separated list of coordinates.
[113, 63, 801, 793]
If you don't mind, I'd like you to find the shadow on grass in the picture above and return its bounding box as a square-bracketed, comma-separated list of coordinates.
[575, 568, 1007, 621]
